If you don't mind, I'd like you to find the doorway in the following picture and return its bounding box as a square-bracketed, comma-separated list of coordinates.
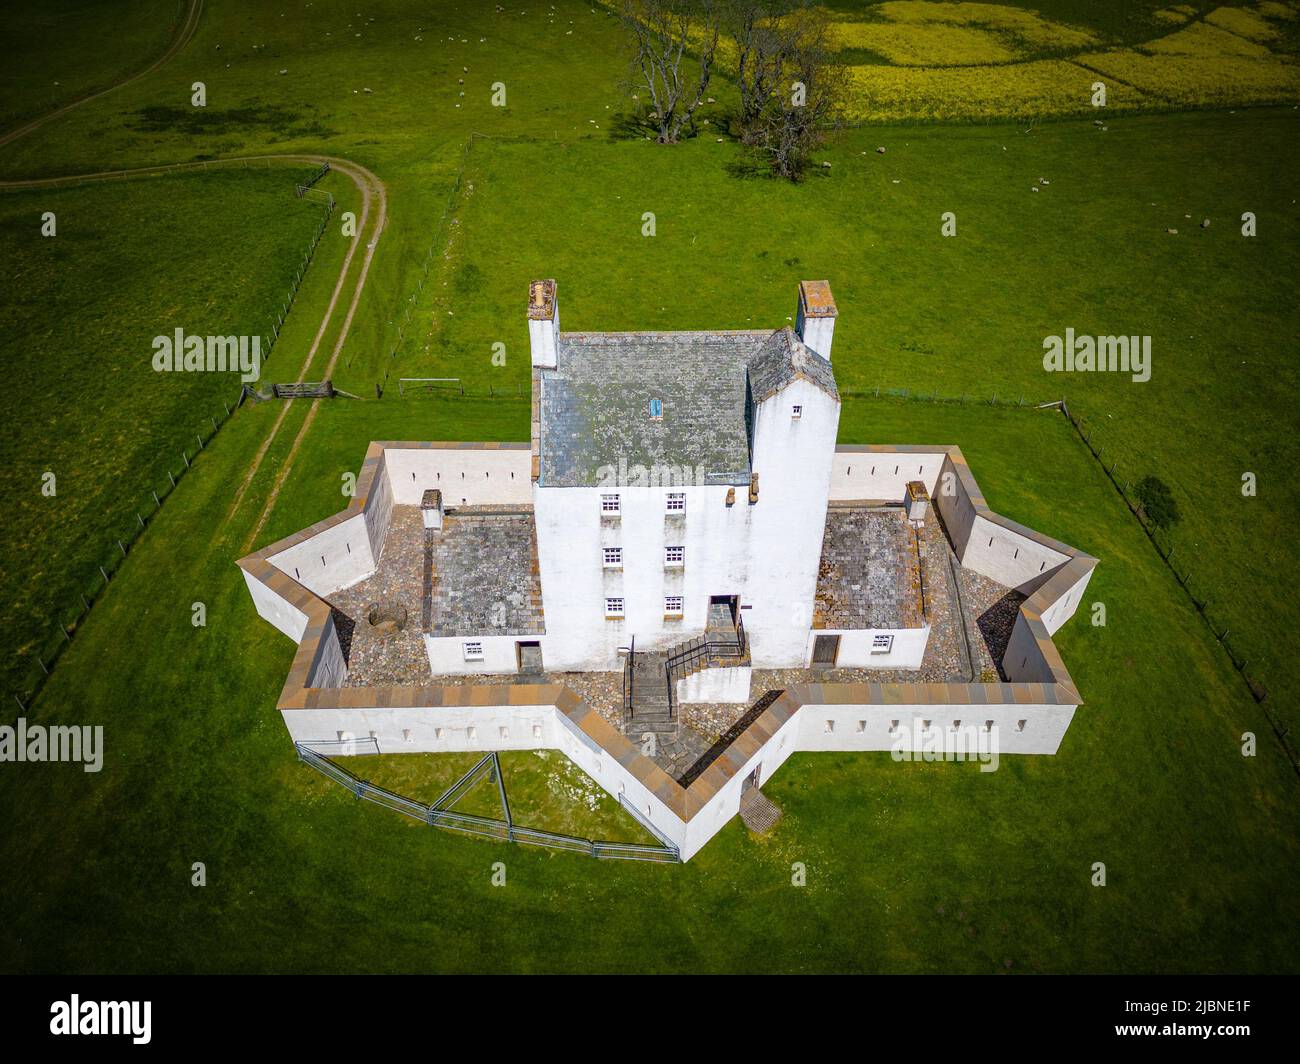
[812, 634, 840, 668]
[516, 640, 543, 674]
[708, 594, 738, 632]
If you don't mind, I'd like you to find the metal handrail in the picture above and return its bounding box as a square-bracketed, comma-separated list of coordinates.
[622, 635, 635, 717]
[664, 615, 748, 716]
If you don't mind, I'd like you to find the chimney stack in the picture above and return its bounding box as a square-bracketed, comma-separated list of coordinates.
[528, 279, 559, 369]
[795, 280, 837, 362]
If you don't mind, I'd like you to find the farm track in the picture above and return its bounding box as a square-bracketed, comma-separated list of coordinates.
[0, 154, 389, 549]
[0, 0, 389, 693]
[0, 0, 205, 151]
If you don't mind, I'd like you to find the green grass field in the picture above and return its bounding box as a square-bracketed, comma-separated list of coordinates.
[385, 108, 1300, 738]
[0, 167, 331, 697]
[1, 0, 1297, 974]
[0, 0, 180, 130]
[342, 750, 659, 842]
[0, 396, 1294, 973]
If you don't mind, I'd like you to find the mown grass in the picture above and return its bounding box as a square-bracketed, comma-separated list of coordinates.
[1, 395, 1295, 974]
[386, 107, 1300, 740]
[0, 167, 329, 698]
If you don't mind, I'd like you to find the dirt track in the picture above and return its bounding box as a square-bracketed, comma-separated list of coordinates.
[0, 0, 389, 549]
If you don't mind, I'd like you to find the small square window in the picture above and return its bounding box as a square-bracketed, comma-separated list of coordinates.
[1017, 719, 1027, 732]
[463, 640, 484, 661]
[871, 634, 894, 654]
[665, 595, 683, 616]
[603, 546, 623, 568]
[600, 493, 621, 514]
[605, 597, 625, 618]
[921, 719, 932, 732]
[824, 720, 835, 733]
[665, 492, 685, 513]
[403, 729, 413, 743]
[889, 719, 899, 734]
[856, 720, 866, 733]
[792, 404, 802, 420]
[532, 724, 542, 739]
[648, 398, 664, 420]
[499, 726, 509, 740]
[467, 725, 477, 740]
[434, 727, 444, 740]
[984, 720, 994, 732]
[665, 545, 685, 566]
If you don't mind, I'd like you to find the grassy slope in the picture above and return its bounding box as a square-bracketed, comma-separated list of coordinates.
[0, 0, 179, 130]
[393, 109, 1300, 735]
[0, 396, 1294, 974]
[0, 168, 329, 697]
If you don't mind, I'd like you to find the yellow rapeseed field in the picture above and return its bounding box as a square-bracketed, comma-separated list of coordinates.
[1078, 49, 1300, 104]
[827, 20, 1022, 64]
[1143, 20, 1275, 57]
[1153, 6, 1198, 25]
[1205, 4, 1283, 40]
[1255, 1, 1299, 21]
[844, 59, 1141, 120]
[863, 1, 1098, 50]
[826, 2, 1300, 119]
[642, 1, 1300, 122]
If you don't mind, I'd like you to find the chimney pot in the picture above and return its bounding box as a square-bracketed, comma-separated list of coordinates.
[796, 280, 837, 362]
[528, 279, 559, 369]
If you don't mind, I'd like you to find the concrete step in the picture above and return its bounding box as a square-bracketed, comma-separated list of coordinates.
[629, 718, 678, 734]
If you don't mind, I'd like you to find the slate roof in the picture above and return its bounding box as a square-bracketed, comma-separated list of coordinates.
[748, 326, 838, 404]
[538, 328, 838, 487]
[426, 510, 545, 636]
[814, 507, 923, 630]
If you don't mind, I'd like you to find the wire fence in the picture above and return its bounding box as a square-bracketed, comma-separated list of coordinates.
[295, 742, 681, 863]
[8, 167, 336, 718]
[364, 132, 502, 398]
[832, 387, 1292, 771]
[840, 385, 1054, 407]
[1060, 400, 1296, 777]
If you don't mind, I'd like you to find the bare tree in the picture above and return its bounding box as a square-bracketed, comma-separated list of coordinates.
[746, 6, 844, 181]
[622, 0, 722, 144]
[727, 0, 789, 138]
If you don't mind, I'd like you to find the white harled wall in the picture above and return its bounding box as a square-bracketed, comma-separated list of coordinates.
[533, 481, 748, 669]
[532, 377, 840, 671]
[744, 377, 841, 666]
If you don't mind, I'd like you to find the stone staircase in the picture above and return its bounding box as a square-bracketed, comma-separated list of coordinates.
[626, 650, 676, 733]
[625, 608, 749, 734]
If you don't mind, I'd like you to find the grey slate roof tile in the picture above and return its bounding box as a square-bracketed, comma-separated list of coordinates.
[538, 328, 838, 487]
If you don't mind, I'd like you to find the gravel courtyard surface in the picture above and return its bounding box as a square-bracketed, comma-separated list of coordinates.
[324, 506, 1020, 780]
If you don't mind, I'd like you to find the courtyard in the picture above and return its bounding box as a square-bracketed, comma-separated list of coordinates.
[323, 497, 1025, 782]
